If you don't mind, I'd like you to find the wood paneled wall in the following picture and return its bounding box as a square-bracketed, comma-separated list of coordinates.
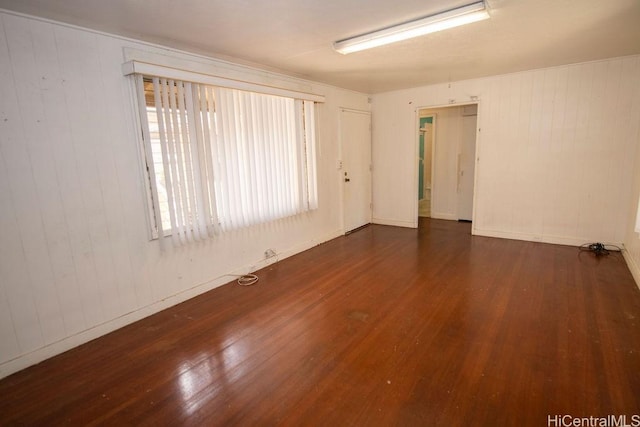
[372, 55, 640, 247]
[0, 11, 370, 377]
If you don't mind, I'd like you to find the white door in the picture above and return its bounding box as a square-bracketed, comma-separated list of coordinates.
[457, 114, 477, 221]
[341, 109, 372, 233]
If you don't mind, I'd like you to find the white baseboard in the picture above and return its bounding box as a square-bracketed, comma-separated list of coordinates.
[472, 227, 622, 248]
[372, 217, 417, 228]
[0, 229, 343, 379]
[430, 212, 458, 221]
[275, 229, 343, 262]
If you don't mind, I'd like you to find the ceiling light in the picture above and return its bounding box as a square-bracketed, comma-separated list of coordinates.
[333, 1, 490, 54]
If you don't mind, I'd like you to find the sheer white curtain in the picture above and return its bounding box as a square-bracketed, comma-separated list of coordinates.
[135, 75, 318, 246]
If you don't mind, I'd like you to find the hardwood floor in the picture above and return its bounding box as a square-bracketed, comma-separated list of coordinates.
[1, 219, 639, 426]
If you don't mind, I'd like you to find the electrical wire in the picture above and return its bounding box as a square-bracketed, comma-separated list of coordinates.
[578, 242, 622, 257]
[223, 273, 260, 286]
[237, 274, 259, 286]
[225, 250, 280, 286]
[235, 249, 279, 286]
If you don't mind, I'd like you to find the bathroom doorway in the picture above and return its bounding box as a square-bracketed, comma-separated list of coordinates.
[418, 115, 435, 217]
[417, 104, 478, 222]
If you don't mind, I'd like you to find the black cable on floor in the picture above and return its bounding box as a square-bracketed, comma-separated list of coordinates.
[579, 242, 622, 257]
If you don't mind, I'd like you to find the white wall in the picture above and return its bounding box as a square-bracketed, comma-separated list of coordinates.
[622, 114, 640, 288]
[0, 11, 369, 378]
[372, 55, 640, 246]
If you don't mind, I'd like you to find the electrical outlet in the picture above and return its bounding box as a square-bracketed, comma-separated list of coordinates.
[265, 248, 276, 259]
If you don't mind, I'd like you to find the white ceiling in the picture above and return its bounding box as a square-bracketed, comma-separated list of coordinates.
[1, 0, 639, 93]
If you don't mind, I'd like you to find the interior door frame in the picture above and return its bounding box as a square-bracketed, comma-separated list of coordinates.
[339, 107, 372, 234]
[418, 113, 437, 218]
[413, 102, 481, 229]
[457, 111, 478, 221]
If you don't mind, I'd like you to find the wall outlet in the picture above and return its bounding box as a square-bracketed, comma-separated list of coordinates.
[265, 248, 276, 259]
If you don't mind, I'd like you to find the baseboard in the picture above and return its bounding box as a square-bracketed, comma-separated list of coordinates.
[0, 229, 344, 379]
[372, 217, 417, 228]
[274, 229, 344, 262]
[430, 212, 458, 221]
[472, 227, 622, 248]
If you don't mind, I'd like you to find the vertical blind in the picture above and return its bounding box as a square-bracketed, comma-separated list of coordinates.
[134, 75, 318, 246]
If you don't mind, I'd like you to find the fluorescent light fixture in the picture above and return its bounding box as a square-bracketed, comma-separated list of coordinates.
[333, 1, 490, 54]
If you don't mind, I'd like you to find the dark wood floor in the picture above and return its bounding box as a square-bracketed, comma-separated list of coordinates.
[1, 218, 640, 426]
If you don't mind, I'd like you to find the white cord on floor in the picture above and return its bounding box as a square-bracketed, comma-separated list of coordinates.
[223, 273, 259, 286]
[236, 274, 259, 286]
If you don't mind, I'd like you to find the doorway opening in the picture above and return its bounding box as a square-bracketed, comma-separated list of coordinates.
[416, 104, 478, 225]
[418, 115, 434, 217]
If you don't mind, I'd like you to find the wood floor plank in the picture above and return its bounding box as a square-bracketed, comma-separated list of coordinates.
[1, 218, 639, 426]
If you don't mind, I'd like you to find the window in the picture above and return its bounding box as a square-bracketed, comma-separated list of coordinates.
[131, 72, 319, 245]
